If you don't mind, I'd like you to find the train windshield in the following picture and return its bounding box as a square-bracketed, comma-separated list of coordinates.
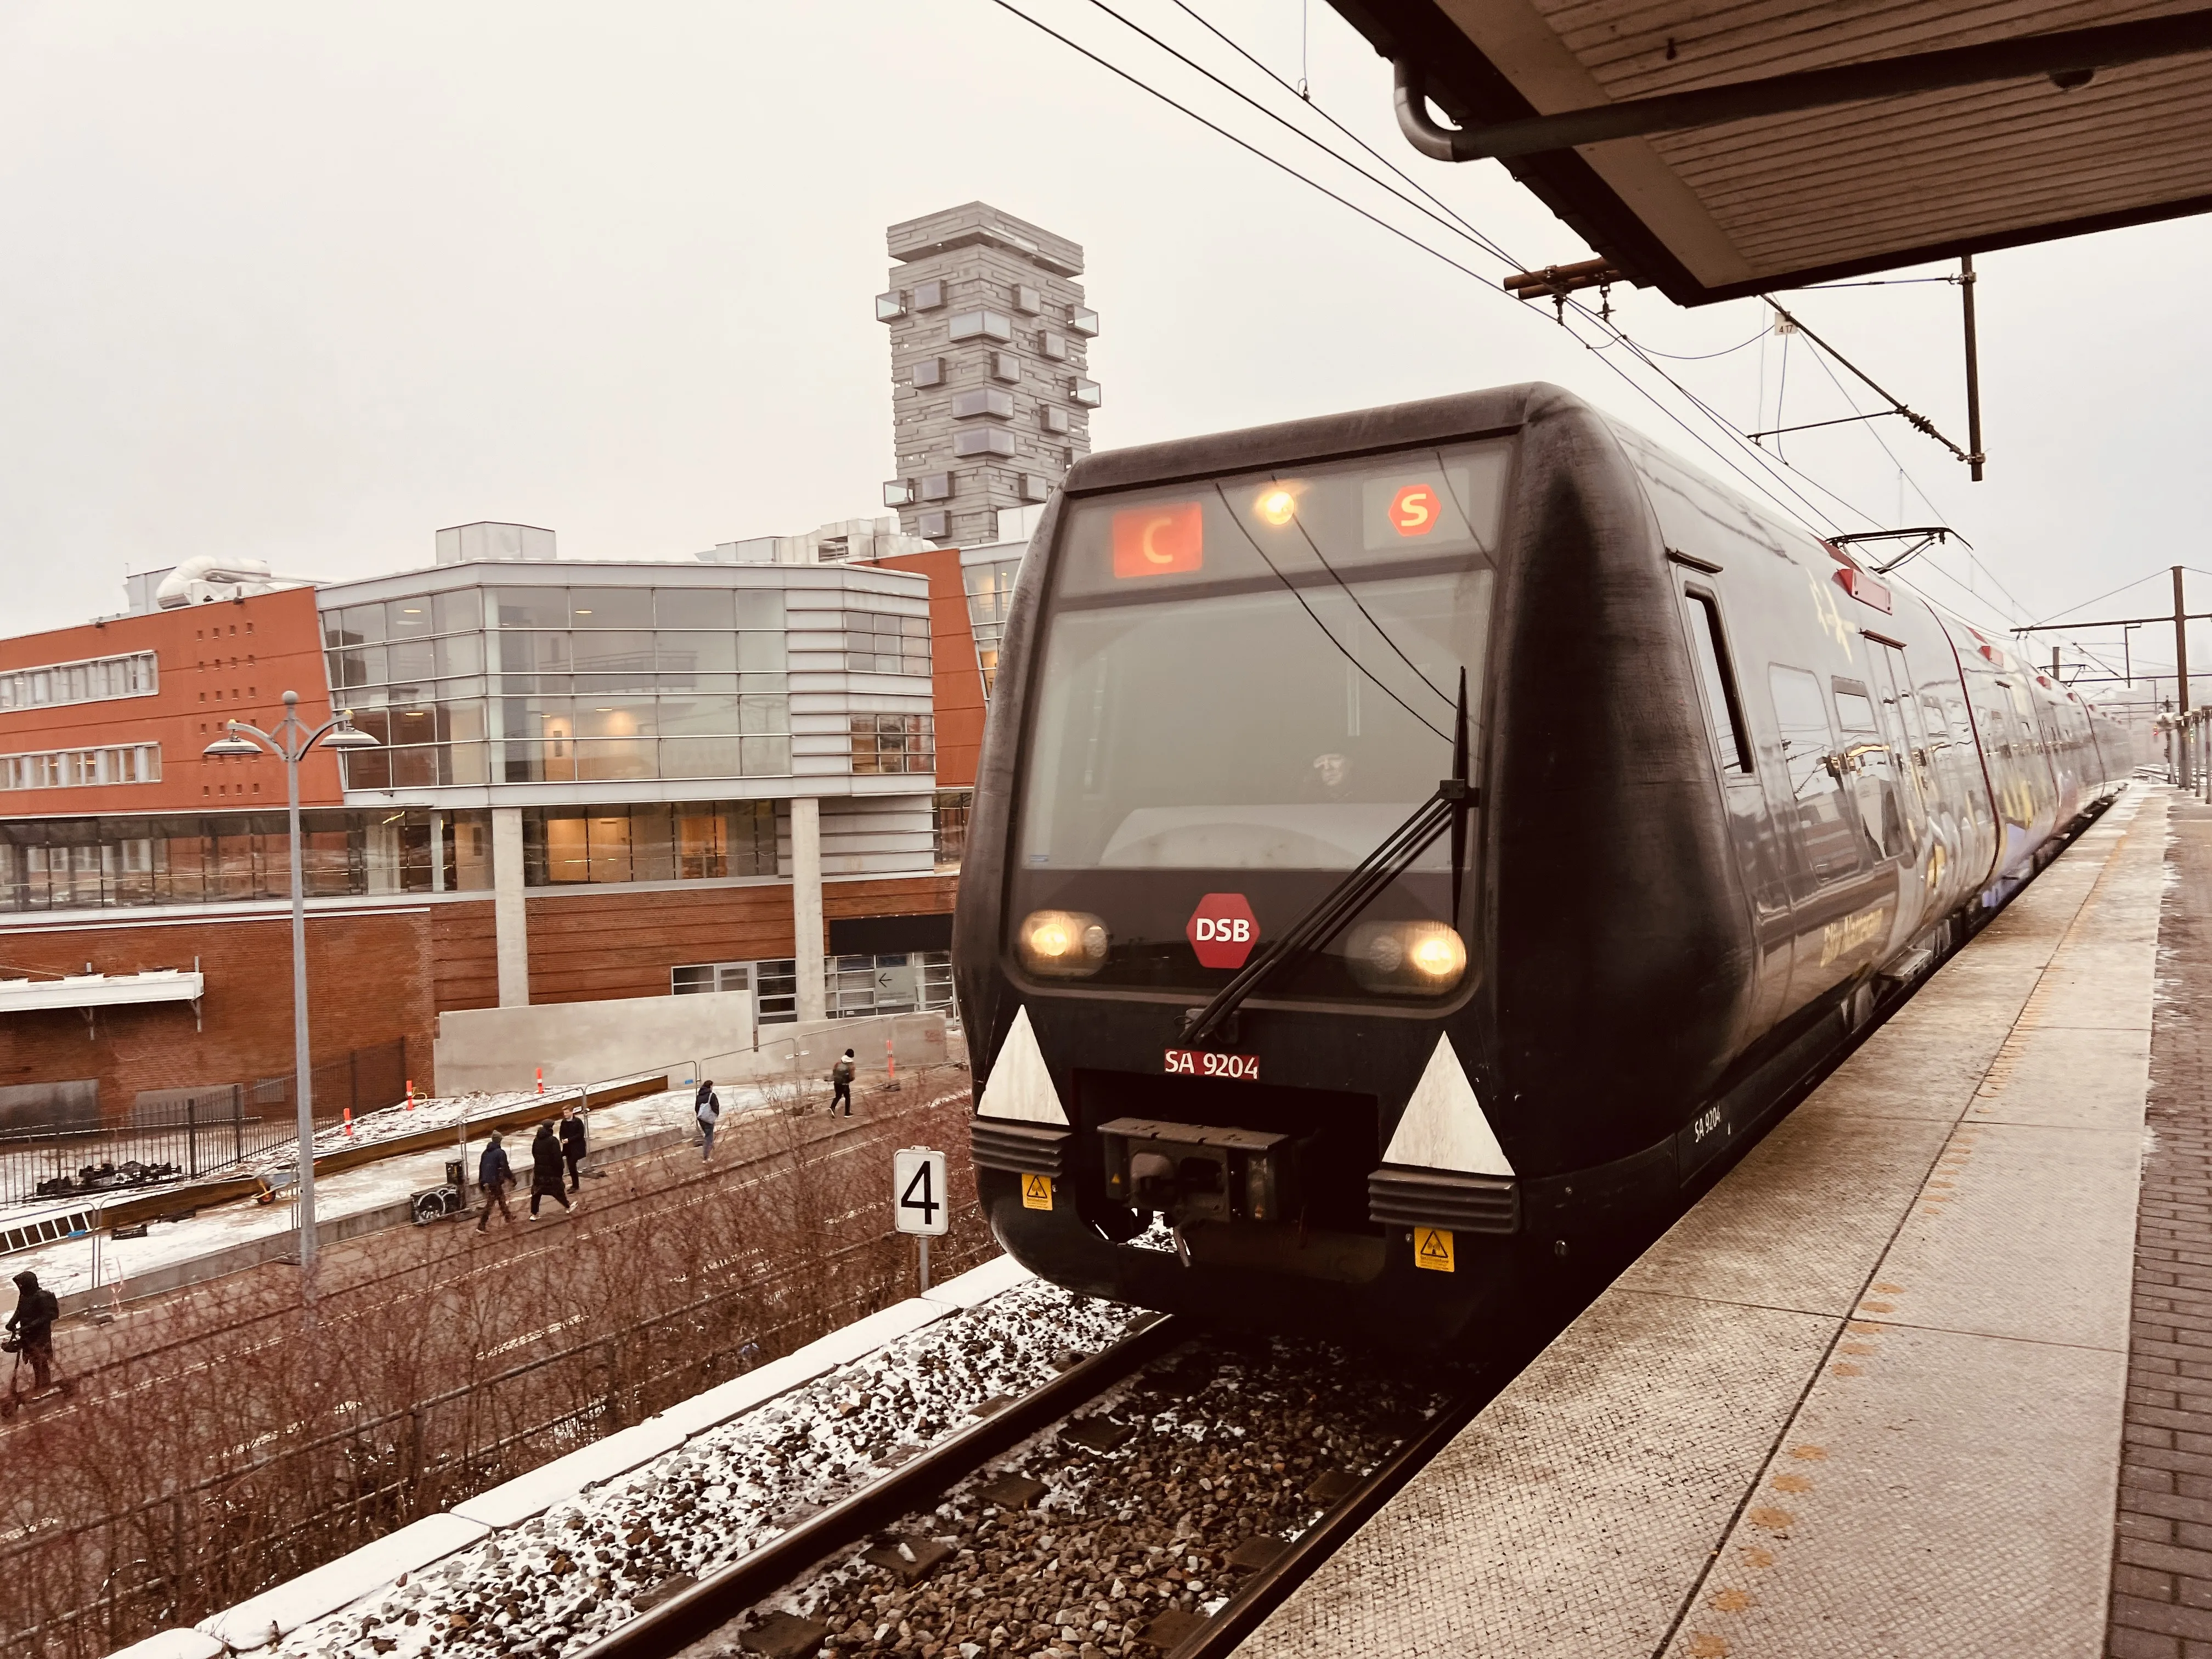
[1018, 439, 1508, 874]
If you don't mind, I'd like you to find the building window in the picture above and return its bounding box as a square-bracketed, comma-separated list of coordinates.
[1040, 405, 1070, 434]
[1038, 331, 1068, 362]
[326, 584, 793, 789]
[963, 556, 1022, 697]
[883, 479, 917, 507]
[1012, 283, 1041, 314]
[1069, 306, 1100, 336]
[911, 357, 944, 388]
[673, 960, 754, 996]
[951, 386, 1015, 420]
[933, 788, 972, 867]
[746, 951, 953, 1024]
[0, 651, 159, 712]
[918, 472, 953, 502]
[953, 427, 1016, 458]
[851, 714, 936, 774]
[990, 351, 1021, 384]
[917, 510, 950, 540]
[0, 744, 162, 791]
[0, 806, 496, 912]
[947, 309, 1013, 343]
[875, 291, 908, 321]
[522, 800, 776, 887]
[1070, 377, 1103, 408]
[912, 279, 944, 311]
[1020, 473, 1052, 503]
[844, 612, 932, 675]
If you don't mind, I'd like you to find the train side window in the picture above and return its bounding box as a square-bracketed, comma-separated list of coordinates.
[1831, 679, 1878, 732]
[1681, 587, 1752, 774]
[1769, 664, 1859, 880]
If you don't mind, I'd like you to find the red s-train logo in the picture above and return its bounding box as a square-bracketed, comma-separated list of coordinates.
[1389, 484, 1440, 537]
[1187, 893, 1259, 969]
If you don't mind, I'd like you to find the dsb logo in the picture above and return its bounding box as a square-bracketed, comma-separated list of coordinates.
[1187, 893, 1260, 969]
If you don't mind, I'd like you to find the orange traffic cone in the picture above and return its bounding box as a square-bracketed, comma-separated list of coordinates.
[535, 1067, 544, 1096]
[405, 1080, 416, 1112]
[342, 1107, 354, 1138]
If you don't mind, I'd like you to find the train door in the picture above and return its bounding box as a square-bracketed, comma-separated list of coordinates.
[1868, 641, 1932, 938]
[1768, 664, 1888, 1008]
[1679, 580, 1791, 1031]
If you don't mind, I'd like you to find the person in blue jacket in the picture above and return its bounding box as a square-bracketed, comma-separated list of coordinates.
[475, 1131, 516, 1232]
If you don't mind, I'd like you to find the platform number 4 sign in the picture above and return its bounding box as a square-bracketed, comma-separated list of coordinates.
[893, 1147, 950, 1238]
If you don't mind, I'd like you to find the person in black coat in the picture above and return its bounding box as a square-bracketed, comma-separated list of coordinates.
[528, 1121, 572, 1217]
[475, 1132, 515, 1233]
[560, 1105, 587, 1192]
[6, 1269, 59, 1392]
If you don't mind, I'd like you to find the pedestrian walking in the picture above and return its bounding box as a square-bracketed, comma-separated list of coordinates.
[4, 1269, 60, 1395]
[696, 1079, 721, 1162]
[475, 1131, 516, 1232]
[560, 1104, 588, 1192]
[831, 1048, 856, 1116]
[529, 1121, 572, 1217]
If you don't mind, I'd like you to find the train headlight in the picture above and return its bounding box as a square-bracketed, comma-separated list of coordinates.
[1346, 921, 1468, 994]
[1016, 910, 1110, 978]
[1255, 487, 1299, 527]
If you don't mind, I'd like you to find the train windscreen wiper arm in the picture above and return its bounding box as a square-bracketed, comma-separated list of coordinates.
[1180, 673, 1472, 1051]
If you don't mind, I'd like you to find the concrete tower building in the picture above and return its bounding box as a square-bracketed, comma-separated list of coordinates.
[878, 204, 1099, 547]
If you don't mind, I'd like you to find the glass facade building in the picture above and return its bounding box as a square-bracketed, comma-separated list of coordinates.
[323, 583, 794, 789]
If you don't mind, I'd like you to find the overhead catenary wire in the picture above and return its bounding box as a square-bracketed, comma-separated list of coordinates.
[985, 0, 1868, 542]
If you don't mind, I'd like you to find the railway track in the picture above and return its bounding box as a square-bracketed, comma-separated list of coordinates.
[563, 1307, 1499, 1659]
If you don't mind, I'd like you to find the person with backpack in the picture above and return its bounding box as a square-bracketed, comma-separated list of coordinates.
[696, 1079, 721, 1162]
[560, 1104, 588, 1192]
[528, 1121, 572, 1217]
[6, 1269, 59, 1393]
[831, 1049, 856, 1116]
[475, 1131, 515, 1232]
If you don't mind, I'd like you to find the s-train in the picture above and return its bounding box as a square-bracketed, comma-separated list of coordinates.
[953, 382, 2128, 1345]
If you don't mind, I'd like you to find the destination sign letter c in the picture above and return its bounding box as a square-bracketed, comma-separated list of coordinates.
[1113, 502, 1204, 578]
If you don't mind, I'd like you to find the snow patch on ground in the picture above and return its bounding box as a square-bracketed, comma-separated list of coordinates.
[256, 1275, 1138, 1659]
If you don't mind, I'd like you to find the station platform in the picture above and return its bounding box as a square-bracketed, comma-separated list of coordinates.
[1241, 786, 2165, 1659]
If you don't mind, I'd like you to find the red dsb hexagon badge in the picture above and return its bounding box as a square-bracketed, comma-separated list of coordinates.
[1187, 892, 1260, 970]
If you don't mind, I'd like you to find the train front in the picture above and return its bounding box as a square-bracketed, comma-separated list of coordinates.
[953, 402, 1539, 1346]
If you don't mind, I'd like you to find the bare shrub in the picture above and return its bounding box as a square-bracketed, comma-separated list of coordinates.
[0, 1071, 994, 1658]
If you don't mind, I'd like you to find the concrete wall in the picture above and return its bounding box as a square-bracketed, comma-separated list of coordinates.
[433, 990, 758, 1093]
[434, 991, 954, 1095]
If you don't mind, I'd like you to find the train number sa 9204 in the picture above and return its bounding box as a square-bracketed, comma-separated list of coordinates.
[1164, 1049, 1260, 1081]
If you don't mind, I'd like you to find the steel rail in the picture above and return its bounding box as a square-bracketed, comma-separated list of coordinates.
[569, 1314, 1186, 1659]
[1163, 1384, 1488, 1659]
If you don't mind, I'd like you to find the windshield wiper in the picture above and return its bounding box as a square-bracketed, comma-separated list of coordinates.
[1180, 670, 1474, 1049]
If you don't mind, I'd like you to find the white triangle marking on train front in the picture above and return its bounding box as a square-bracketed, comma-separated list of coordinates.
[975, 1007, 1068, 1126]
[1381, 1034, 1514, 1176]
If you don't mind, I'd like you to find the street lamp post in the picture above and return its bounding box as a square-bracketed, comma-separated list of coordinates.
[205, 691, 380, 1284]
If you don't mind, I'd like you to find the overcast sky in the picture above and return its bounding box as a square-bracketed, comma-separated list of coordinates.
[5, 1, 2209, 695]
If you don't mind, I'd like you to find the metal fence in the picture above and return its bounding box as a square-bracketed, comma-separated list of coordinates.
[0, 1041, 409, 1211]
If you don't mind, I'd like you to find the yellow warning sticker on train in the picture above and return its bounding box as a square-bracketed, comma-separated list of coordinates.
[1414, 1227, 1455, 1272]
[1022, 1173, 1054, 1211]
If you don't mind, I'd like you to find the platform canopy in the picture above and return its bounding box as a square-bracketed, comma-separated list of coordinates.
[1333, 1, 2212, 303]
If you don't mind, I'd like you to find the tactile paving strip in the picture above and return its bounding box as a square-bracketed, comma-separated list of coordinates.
[1240, 791, 2163, 1659]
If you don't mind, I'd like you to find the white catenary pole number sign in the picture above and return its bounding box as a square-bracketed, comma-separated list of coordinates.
[893, 1147, 950, 1237]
